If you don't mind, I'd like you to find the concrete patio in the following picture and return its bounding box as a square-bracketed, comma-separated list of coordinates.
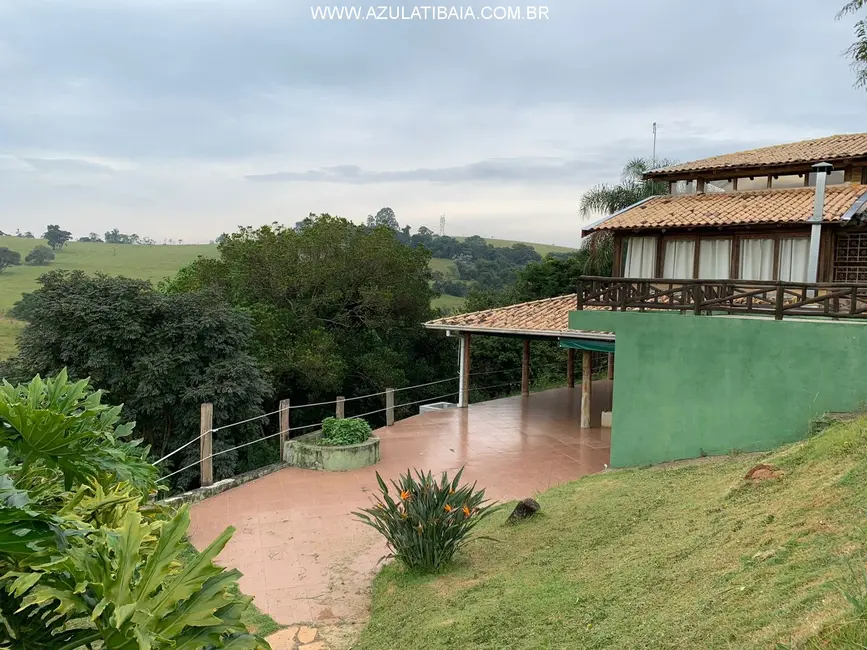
[188, 383, 612, 632]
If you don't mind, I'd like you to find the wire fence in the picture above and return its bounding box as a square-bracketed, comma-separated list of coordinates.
[157, 351, 612, 486]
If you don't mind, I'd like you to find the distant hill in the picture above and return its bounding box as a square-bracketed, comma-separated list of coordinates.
[454, 237, 576, 257]
[0, 234, 575, 358]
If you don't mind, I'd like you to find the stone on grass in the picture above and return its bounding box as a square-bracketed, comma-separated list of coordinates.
[266, 627, 299, 650]
[507, 498, 540, 523]
[297, 626, 318, 644]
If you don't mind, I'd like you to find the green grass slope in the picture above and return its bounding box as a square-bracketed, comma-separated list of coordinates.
[455, 237, 576, 257]
[357, 417, 867, 650]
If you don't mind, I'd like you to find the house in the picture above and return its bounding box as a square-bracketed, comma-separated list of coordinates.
[427, 133, 867, 470]
[585, 132, 867, 285]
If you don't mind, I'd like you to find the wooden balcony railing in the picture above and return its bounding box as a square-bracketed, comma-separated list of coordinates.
[576, 276, 867, 320]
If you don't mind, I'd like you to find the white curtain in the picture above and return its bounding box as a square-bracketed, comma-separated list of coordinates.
[698, 239, 732, 279]
[739, 238, 775, 280]
[623, 237, 656, 278]
[779, 238, 809, 282]
[663, 240, 696, 278]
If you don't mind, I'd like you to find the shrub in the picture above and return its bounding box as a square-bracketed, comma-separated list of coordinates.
[24, 245, 55, 265]
[0, 371, 270, 649]
[320, 416, 371, 446]
[354, 467, 499, 572]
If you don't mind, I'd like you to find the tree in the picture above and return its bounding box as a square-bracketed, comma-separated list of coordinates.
[0, 247, 21, 273]
[160, 215, 455, 433]
[23, 231, 34, 239]
[24, 244, 54, 265]
[838, 0, 867, 87]
[78, 232, 103, 243]
[42, 224, 72, 251]
[6, 270, 272, 489]
[578, 157, 675, 276]
[366, 207, 400, 230]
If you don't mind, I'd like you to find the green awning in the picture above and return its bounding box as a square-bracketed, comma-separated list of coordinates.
[559, 338, 615, 353]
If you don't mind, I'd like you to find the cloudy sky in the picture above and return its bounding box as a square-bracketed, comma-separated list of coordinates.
[1, 0, 866, 246]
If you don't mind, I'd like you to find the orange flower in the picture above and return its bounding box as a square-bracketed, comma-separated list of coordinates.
[444, 504, 453, 513]
[462, 505, 471, 517]
[400, 490, 411, 501]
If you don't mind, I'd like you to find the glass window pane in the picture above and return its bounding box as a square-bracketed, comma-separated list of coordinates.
[779, 238, 809, 282]
[736, 176, 771, 191]
[671, 180, 695, 195]
[663, 240, 696, 278]
[739, 238, 775, 280]
[771, 174, 806, 189]
[705, 180, 733, 193]
[698, 239, 732, 279]
[807, 170, 845, 186]
[623, 237, 657, 278]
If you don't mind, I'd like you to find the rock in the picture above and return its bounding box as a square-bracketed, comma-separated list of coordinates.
[507, 498, 540, 523]
[266, 627, 299, 650]
[298, 626, 318, 644]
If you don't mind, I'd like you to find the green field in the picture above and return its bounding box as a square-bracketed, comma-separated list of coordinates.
[455, 237, 576, 257]
[358, 416, 867, 649]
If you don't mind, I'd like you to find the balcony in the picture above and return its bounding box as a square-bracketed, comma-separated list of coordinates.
[576, 276, 867, 320]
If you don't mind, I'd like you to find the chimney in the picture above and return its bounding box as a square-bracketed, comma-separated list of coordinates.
[806, 162, 833, 284]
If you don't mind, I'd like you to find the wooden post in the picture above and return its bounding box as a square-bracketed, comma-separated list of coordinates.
[336, 396, 345, 419]
[460, 332, 471, 408]
[580, 351, 592, 429]
[278, 398, 290, 462]
[521, 340, 530, 396]
[566, 348, 575, 388]
[386, 388, 395, 426]
[607, 352, 614, 380]
[200, 402, 213, 487]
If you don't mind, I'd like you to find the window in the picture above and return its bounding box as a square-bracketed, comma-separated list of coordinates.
[771, 174, 806, 189]
[705, 180, 733, 193]
[778, 238, 809, 282]
[623, 237, 657, 278]
[671, 180, 695, 195]
[736, 176, 770, 191]
[807, 170, 845, 187]
[834, 232, 867, 283]
[663, 240, 695, 278]
[698, 239, 732, 279]
[739, 238, 775, 280]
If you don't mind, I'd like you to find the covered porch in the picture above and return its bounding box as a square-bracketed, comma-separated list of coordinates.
[424, 293, 616, 429]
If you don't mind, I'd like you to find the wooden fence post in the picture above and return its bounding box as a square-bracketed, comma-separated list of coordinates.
[200, 402, 213, 487]
[336, 396, 345, 419]
[386, 388, 395, 426]
[279, 398, 290, 462]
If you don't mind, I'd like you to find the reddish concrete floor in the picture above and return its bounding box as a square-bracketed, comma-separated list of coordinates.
[188, 383, 612, 628]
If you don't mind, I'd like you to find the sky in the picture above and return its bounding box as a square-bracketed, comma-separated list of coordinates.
[1, 0, 866, 247]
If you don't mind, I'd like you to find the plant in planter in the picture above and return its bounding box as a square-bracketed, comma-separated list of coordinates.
[320, 417, 371, 446]
[354, 467, 499, 572]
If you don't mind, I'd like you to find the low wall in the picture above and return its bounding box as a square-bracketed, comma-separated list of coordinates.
[284, 431, 380, 471]
[568, 310, 867, 467]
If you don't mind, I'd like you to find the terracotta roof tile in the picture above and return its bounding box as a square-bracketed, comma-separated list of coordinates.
[425, 294, 612, 337]
[646, 132, 867, 177]
[587, 184, 867, 232]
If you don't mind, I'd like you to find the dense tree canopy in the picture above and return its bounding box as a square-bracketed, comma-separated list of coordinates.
[0, 248, 21, 273]
[4, 270, 271, 489]
[43, 224, 72, 251]
[25, 245, 54, 265]
[161, 215, 456, 429]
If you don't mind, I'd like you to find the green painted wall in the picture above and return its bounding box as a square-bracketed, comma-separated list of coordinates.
[568, 310, 867, 467]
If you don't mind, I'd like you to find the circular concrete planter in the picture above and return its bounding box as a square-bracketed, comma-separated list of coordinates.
[284, 430, 380, 471]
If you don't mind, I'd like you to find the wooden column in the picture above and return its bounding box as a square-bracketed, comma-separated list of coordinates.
[580, 351, 592, 428]
[385, 388, 395, 426]
[521, 340, 530, 396]
[278, 398, 290, 461]
[336, 396, 345, 419]
[566, 348, 575, 388]
[607, 352, 614, 380]
[200, 402, 213, 487]
[460, 332, 471, 408]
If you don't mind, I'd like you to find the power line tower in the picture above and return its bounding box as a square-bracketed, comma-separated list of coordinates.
[439, 214, 446, 236]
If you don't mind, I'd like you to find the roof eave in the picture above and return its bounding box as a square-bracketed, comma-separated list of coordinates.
[423, 323, 614, 340]
[581, 195, 660, 236]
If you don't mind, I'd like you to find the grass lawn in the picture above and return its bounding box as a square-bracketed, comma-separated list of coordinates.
[431, 294, 465, 312]
[357, 416, 867, 650]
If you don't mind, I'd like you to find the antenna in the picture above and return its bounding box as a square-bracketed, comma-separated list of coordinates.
[652, 122, 657, 166]
[439, 213, 446, 236]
